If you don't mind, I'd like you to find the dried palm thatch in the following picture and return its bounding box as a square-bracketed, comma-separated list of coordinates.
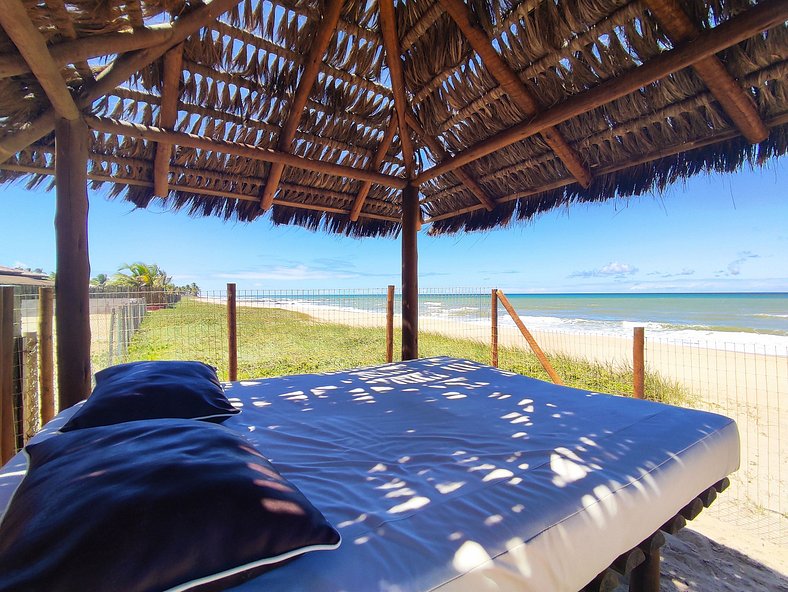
[0, 0, 786, 236]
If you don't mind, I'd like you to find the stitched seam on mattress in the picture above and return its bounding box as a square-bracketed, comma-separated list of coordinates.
[427, 417, 737, 591]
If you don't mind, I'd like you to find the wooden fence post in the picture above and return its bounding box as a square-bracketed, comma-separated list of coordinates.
[22, 332, 39, 443]
[491, 289, 499, 367]
[496, 290, 564, 385]
[633, 326, 645, 399]
[386, 285, 395, 363]
[38, 286, 55, 424]
[227, 283, 237, 381]
[0, 286, 15, 463]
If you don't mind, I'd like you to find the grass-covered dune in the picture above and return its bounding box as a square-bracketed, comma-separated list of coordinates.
[127, 301, 692, 406]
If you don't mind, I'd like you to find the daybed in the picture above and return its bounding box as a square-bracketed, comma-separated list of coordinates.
[0, 357, 739, 591]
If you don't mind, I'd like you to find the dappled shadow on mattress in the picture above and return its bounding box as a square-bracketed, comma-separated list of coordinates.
[216, 356, 736, 590]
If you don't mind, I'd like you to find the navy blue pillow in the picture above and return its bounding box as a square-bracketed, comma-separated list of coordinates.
[60, 360, 239, 432]
[0, 419, 341, 592]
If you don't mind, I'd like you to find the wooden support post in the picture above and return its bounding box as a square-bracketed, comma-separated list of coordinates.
[496, 290, 563, 385]
[38, 286, 55, 424]
[386, 285, 395, 363]
[0, 287, 15, 463]
[55, 117, 92, 409]
[401, 184, 419, 360]
[633, 326, 645, 399]
[22, 332, 38, 444]
[227, 283, 237, 382]
[491, 289, 499, 367]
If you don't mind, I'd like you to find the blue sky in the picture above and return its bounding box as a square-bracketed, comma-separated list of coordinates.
[1, 156, 786, 293]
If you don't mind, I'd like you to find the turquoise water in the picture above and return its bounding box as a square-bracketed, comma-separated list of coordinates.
[492, 293, 788, 336]
[240, 292, 788, 339]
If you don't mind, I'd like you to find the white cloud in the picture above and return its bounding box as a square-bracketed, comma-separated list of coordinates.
[217, 265, 356, 281]
[714, 251, 760, 277]
[569, 261, 638, 278]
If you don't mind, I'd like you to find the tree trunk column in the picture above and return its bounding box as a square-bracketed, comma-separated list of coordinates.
[401, 183, 419, 360]
[55, 116, 92, 408]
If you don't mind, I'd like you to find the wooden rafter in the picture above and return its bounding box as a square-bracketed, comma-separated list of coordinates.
[379, 0, 416, 179]
[259, 0, 344, 211]
[0, 26, 174, 79]
[153, 44, 184, 197]
[350, 114, 398, 222]
[414, 0, 788, 185]
[0, 162, 400, 223]
[424, 110, 788, 223]
[0, 0, 79, 120]
[405, 112, 496, 211]
[85, 116, 408, 190]
[439, 0, 592, 188]
[644, 0, 769, 144]
[0, 0, 244, 165]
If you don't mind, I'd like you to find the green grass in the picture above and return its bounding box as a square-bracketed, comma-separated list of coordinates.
[126, 300, 694, 406]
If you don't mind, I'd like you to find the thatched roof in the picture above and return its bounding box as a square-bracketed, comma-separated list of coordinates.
[0, 0, 786, 236]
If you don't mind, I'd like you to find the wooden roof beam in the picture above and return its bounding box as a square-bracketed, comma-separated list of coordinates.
[439, 0, 592, 188]
[405, 112, 496, 211]
[0, 0, 80, 120]
[153, 44, 184, 197]
[379, 0, 416, 179]
[644, 0, 768, 144]
[350, 114, 398, 221]
[0, 163, 400, 223]
[0, 26, 175, 80]
[414, 0, 787, 185]
[85, 116, 408, 189]
[260, 0, 344, 211]
[0, 0, 244, 164]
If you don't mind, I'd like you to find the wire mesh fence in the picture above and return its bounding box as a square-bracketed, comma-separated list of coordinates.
[1, 284, 785, 544]
[645, 336, 787, 546]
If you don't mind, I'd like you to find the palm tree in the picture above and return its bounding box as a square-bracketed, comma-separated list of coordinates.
[111, 263, 176, 306]
[90, 273, 108, 287]
[112, 262, 173, 290]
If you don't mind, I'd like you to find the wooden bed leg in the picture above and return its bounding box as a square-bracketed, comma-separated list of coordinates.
[629, 533, 664, 592]
[629, 546, 660, 592]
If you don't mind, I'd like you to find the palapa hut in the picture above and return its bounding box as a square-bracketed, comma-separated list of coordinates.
[0, 0, 786, 410]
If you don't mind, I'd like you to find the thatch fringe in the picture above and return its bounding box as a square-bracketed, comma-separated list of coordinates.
[0, 0, 785, 237]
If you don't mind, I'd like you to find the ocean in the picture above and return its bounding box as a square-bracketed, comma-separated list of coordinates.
[239, 291, 788, 351]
